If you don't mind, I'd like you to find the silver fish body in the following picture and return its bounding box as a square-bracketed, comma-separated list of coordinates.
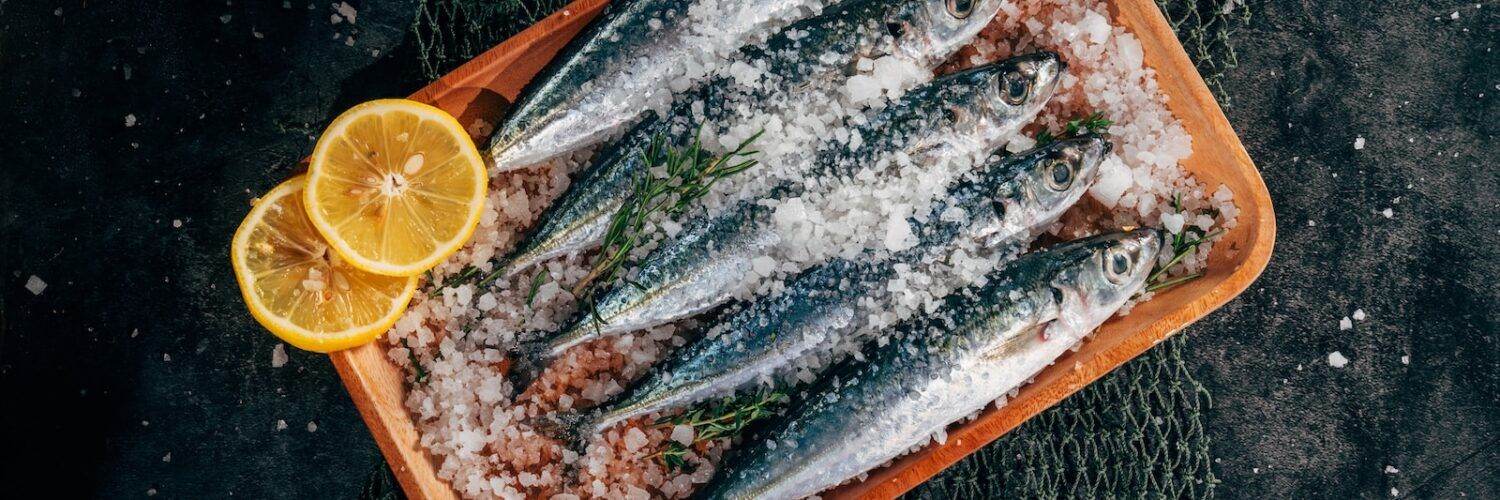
[579, 135, 1111, 433]
[489, 0, 1008, 282]
[487, 0, 822, 172]
[543, 54, 1065, 360]
[699, 228, 1164, 500]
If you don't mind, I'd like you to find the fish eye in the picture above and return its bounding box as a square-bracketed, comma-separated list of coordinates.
[1104, 248, 1132, 283]
[1000, 71, 1030, 105]
[1045, 159, 1074, 190]
[947, 0, 975, 18]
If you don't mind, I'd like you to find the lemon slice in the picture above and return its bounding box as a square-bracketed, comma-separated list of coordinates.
[232, 176, 417, 352]
[304, 99, 488, 277]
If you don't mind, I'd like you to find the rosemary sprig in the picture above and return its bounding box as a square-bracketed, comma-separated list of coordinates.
[523, 271, 547, 308]
[1146, 226, 1224, 293]
[572, 128, 764, 296]
[1036, 111, 1114, 146]
[651, 389, 788, 472]
[426, 128, 763, 299]
[400, 338, 430, 384]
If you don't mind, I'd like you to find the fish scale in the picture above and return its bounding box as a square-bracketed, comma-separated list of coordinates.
[699, 229, 1164, 499]
[481, 0, 1009, 287]
[485, 0, 826, 171]
[573, 135, 1112, 433]
[536, 54, 1065, 371]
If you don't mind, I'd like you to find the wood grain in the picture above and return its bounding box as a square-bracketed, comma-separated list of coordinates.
[328, 0, 1276, 497]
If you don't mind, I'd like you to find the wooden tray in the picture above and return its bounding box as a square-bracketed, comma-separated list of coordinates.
[329, 0, 1275, 497]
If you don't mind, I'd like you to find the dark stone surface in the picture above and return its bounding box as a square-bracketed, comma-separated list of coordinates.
[0, 0, 1493, 498]
[1188, 1, 1498, 497]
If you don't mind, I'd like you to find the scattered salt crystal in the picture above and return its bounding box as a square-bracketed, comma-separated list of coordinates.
[276, 419, 287, 431]
[1354, 136, 1365, 150]
[883, 216, 916, 252]
[306, 421, 318, 432]
[1089, 154, 1132, 208]
[844, 74, 881, 103]
[24, 275, 46, 295]
[1391, 487, 1400, 497]
[271, 343, 288, 368]
[1451, 10, 1459, 19]
[1401, 355, 1410, 365]
[752, 256, 777, 276]
[670, 424, 695, 445]
[1381, 208, 1394, 218]
[162, 452, 171, 462]
[1352, 309, 1366, 321]
[1160, 212, 1186, 234]
[172, 219, 183, 228]
[623, 427, 648, 452]
[334, 2, 357, 24]
[1328, 351, 1349, 368]
[125, 114, 138, 127]
[1339, 317, 1353, 330]
[1385, 465, 1400, 474]
[476, 293, 498, 312]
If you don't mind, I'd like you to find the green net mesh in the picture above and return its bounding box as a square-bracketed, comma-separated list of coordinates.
[1155, 0, 1251, 105]
[903, 335, 1220, 499]
[413, 0, 572, 79]
[373, 1, 1250, 498]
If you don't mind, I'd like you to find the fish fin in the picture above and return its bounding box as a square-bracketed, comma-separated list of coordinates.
[983, 325, 1045, 361]
[506, 338, 554, 390]
[528, 408, 599, 453]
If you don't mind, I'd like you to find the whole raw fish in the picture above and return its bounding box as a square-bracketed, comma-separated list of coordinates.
[699, 228, 1164, 499]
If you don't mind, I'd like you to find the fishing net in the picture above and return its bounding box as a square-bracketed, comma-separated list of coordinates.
[413, 0, 572, 79]
[366, 0, 1250, 497]
[903, 335, 1219, 498]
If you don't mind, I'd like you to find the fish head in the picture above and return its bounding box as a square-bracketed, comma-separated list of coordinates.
[983, 52, 1065, 125]
[970, 134, 1108, 246]
[1043, 228, 1163, 341]
[888, 0, 1005, 65]
[936, 53, 1065, 147]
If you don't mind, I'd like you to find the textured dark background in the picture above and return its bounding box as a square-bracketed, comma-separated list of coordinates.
[0, 0, 1494, 498]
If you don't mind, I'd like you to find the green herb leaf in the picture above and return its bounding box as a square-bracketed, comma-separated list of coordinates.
[1036, 111, 1113, 146]
[573, 127, 763, 297]
[650, 389, 788, 472]
[524, 271, 547, 308]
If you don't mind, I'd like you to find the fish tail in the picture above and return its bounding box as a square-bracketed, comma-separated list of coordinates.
[529, 408, 602, 452]
[506, 337, 555, 390]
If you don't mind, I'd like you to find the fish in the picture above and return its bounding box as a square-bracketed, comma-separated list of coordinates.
[480, 0, 1010, 284]
[522, 54, 1066, 378]
[567, 135, 1112, 435]
[697, 228, 1164, 499]
[486, 0, 826, 172]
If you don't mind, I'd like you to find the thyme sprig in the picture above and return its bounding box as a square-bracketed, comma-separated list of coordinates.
[400, 338, 430, 384]
[426, 128, 763, 299]
[1036, 111, 1114, 146]
[572, 128, 764, 296]
[523, 271, 547, 308]
[651, 389, 788, 472]
[1145, 193, 1224, 293]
